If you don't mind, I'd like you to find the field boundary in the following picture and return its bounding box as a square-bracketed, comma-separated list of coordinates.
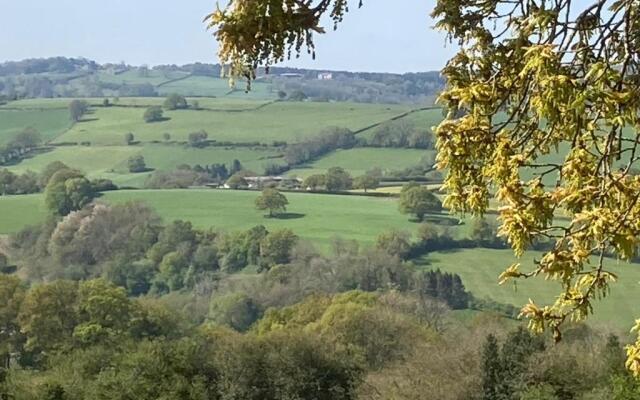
[353, 106, 441, 135]
[156, 73, 194, 88]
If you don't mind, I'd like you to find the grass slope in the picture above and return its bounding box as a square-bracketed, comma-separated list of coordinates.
[417, 248, 640, 331]
[0, 190, 441, 246]
[102, 189, 424, 247]
[0, 109, 71, 145]
[287, 148, 433, 178]
[54, 102, 413, 145]
[0, 195, 48, 234]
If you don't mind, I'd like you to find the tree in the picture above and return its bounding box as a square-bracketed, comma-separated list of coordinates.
[18, 280, 79, 355]
[207, 0, 640, 373]
[10, 127, 42, 150]
[163, 93, 188, 110]
[0, 275, 25, 373]
[124, 132, 135, 145]
[143, 106, 163, 123]
[353, 174, 379, 193]
[187, 130, 208, 147]
[375, 230, 411, 259]
[68, 100, 88, 122]
[162, 132, 171, 142]
[192, 100, 200, 110]
[302, 174, 326, 190]
[255, 188, 289, 217]
[208, 293, 261, 332]
[399, 184, 442, 221]
[277, 90, 287, 100]
[229, 159, 243, 175]
[44, 169, 95, 215]
[481, 334, 501, 400]
[0, 169, 16, 196]
[128, 155, 147, 173]
[39, 161, 69, 188]
[260, 228, 298, 267]
[325, 167, 352, 192]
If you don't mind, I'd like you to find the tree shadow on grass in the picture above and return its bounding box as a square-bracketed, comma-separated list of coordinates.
[267, 212, 306, 220]
[77, 117, 99, 123]
[421, 214, 462, 226]
[147, 117, 171, 123]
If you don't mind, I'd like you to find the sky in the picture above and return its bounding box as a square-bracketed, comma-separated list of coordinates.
[0, 0, 457, 73]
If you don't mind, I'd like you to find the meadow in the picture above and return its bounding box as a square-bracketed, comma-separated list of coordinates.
[6, 145, 286, 187]
[53, 101, 413, 145]
[0, 189, 457, 245]
[0, 108, 71, 145]
[0, 194, 49, 234]
[417, 248, 640, 331]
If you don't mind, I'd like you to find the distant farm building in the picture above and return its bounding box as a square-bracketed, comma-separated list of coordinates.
[317, 72, 333, 80]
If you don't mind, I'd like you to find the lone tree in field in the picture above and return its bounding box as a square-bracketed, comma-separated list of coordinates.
[164, 93, 188, 110]
[399, 183, 442, 222]
[353, 173, 380, 193]
[255, 188, 289, 217]
[127, 155, 146, 173]
[68, 100, 88, 122]
[206, 0, 640, 373]
[124, 132, 135, 145]
[188, 130, 208, 147]
[143, 106, 163, 123]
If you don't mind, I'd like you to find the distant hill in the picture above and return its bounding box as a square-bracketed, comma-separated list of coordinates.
[0, 57, 443, 104]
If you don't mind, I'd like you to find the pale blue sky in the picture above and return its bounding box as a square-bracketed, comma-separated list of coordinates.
[0, 1, 456, 73]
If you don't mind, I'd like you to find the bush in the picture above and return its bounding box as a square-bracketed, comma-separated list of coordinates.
[143, 106, 164, 123]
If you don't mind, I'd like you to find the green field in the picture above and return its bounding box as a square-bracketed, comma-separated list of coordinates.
[95, 70, 190, 86]
[52, 101, 412, 145]
[0, 109, 71, 145]
[6, 144, 286, 187]
[7, 145, 139, 178]
[287, 148, 432, 178]
[418, 248, 640, 331]
[358, 107, 444, 140]
[156, 76, 275, 99]
[0, 190, 452, 246]
[0, 195, 49, 234]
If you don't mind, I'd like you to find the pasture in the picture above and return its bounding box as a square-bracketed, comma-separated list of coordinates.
[0, 108, 71, 145]
[0, 194, 48, 234]
[417, 248, 640, 331]
[0, 189, 462, 246]
[53, 101, 413, 145]
[6, 145, 286, 187]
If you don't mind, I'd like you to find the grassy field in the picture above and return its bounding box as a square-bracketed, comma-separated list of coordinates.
[6, 144, 286, 187]
[102, 189, 428, 247]
[156, 76, 275, 99]
[53, 101, 413, 145]
[358, 107, 444, 140]
[287, 148, 433, 178]
[417, 248, 640, 331]
[0, 195, 49, 234]
[0, 190, 459, 246]
[95, 70, 190, 86]
[6, 145, 139, 178]
[0, 109, 71, 145]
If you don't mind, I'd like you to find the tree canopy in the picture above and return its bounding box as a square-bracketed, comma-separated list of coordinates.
[255, 188, 289, 217]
